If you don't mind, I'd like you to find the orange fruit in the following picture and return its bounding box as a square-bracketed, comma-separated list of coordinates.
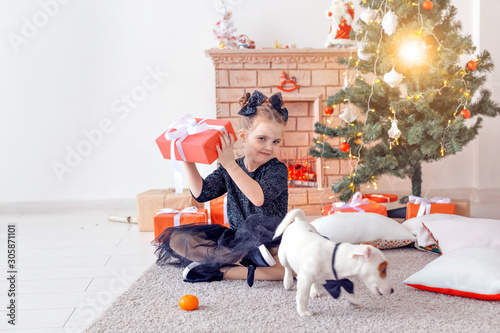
[179, 295, 199, 311]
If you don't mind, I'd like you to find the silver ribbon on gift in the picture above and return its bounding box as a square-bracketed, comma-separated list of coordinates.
[164, 114, 228, 194]
[408, 196, 451, 217]
[329, 192, 370, 214]
[157, 206, 206, 227]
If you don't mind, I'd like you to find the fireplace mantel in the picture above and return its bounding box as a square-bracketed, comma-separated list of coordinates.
[206, 48, 356, 65]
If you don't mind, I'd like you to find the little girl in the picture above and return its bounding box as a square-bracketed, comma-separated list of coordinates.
[155, 90, 289, 286]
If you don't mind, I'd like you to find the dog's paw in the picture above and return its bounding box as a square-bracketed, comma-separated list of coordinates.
[298, 310, 313, 317]
[309, 286, 321, 298]
[346, 294, 363, 307]
[309, 283, 321, 298]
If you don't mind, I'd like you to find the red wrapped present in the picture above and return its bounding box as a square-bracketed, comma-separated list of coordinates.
[156, 115, 237, 165]
[210, 194, 228, 226]
[363, 193, 398, 203]
[154, 206, 208, 238]
[323, 192, 388, 216]
[406, 196, 456, 220]
[137, 188, 204, 232]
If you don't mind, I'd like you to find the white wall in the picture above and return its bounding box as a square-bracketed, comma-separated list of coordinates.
[0, 0, 498, 203]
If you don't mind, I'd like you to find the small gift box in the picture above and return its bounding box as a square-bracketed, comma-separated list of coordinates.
[406, 196, 456, 220]
[154, 206, 208, 238]
[136, 189, 203, 232]
[156, 115, 237, 165]
[362, 193, 398, 203]
[210, 194, 228, 226]
[323, 192, 388, 216]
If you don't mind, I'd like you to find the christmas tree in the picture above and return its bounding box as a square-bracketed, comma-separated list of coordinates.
[310, 0, 500, 202]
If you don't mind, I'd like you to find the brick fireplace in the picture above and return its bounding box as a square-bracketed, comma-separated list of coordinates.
[206, 48, 354, 215]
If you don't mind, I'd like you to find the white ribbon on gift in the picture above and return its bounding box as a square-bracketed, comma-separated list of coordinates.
[157, 206, 206, 227]
[164, 114, 228, 194]
[408, 196, 451, 217]
[329, 192, 370, 214]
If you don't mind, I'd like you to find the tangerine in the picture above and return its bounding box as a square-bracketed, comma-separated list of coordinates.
[179, 294, 199, 311]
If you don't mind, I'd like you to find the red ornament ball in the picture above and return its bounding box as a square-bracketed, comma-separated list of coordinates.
[466, 60, 477, 71]
[422, 0, 433, 10]
[460, 109, 471, 119]
[179, 295, 199, 311]
[324, 106, 334, 115]
[340, 142, 350, 153]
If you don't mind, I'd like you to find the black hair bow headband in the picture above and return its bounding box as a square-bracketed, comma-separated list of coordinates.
[238, 90, 288, 123]
[238, 90, 268, 117]
[269, 92, 288, 123]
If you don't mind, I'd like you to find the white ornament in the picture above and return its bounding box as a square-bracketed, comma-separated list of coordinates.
[382, 10, 398, 36]
[357, 44, 373, 61]
[384, 67, 404, 88]
[388, 119, 401, 139]
[340, 103, 359, 123]
[360, 9, 377, 24]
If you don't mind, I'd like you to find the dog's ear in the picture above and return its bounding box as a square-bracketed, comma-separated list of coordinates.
[349, 245, 372, 260]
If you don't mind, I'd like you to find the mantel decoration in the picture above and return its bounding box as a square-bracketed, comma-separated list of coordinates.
[325, 0, 356, 48]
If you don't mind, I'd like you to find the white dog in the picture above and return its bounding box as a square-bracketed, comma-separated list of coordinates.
[274, 209, 394, 316]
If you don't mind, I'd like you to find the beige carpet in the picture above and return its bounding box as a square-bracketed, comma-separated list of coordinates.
[85, 248, 499, 333]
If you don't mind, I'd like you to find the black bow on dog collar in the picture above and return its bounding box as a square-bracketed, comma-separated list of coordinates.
[323, 243, 354, 299]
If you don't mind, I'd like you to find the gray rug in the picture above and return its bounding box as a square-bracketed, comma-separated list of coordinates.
[85, 248, 499, 333]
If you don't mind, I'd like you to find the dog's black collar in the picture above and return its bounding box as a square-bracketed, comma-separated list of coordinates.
[323, 243, 354, 299]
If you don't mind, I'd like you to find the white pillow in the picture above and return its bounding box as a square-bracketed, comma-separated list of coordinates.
[404, 247, 500, 300]
[311, 212, 415, 249]
[402, 213, 465, 235]
[421, 217, 500, 254]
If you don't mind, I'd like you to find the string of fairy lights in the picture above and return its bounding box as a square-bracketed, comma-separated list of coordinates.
[317, 0, 480, 199]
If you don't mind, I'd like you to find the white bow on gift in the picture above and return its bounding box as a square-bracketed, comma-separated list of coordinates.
[408, 196, 451, 217]
[157, 206, 206, 227]
[329, 192, 370, 214]
[165, 114, 228, 194]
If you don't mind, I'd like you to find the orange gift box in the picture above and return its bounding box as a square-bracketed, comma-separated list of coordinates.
[154, 207, 208, 239]
[210, 194, 228, 226]
[156, 116, 237, 165]
[323, 201, 387, 216]
[362, 193, 398, 203]
[406, 203, 456, 220]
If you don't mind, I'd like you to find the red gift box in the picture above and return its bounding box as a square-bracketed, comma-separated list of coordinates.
[406, 195, 456, 220]
[362, 193, 398, 203]
[156, 116, 237, 165]
[323, 201, 387, 216]
[323, 192, 388, 216]
[154, 207, 208, 238]
[210, 194, 228, 226]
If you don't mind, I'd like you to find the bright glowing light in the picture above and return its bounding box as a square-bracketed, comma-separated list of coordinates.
[398, 38, 427, 65]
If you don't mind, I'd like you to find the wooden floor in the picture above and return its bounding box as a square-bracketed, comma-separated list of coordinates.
[0, 199, 497, 332]
[0, 200, 157, 332]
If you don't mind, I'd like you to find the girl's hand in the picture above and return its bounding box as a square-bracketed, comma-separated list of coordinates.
[216, 133, 237, 170]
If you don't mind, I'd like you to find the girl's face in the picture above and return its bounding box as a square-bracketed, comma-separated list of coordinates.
[239, 119, 284, 172]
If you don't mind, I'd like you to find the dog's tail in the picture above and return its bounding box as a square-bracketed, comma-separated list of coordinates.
[273, 209, 307, 240]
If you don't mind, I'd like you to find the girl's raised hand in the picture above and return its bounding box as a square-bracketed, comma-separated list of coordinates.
[216, 133, 237, 169]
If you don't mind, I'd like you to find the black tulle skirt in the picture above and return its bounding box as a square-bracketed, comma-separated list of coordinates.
[153, 214, 282, 272]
